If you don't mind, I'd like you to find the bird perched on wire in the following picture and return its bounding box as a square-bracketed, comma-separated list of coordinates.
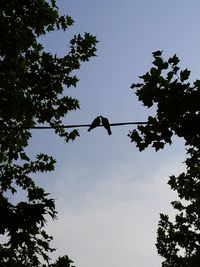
[88, 116, 101, 132]
[100, 116, 112, 135]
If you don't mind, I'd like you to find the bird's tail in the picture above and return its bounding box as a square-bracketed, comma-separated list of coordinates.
[107, 129, 112, 135]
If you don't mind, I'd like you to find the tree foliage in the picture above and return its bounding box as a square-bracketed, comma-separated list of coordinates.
[0, 0, 97, 266]
[130, 51, 200, 266]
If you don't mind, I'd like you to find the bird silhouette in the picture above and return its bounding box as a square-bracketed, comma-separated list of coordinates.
[88, 116, 101, 131]
[100, 116, 112, 135]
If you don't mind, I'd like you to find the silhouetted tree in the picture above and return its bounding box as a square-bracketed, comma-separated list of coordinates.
[130, 51, 200, 266]
[0, 0, 97, 266]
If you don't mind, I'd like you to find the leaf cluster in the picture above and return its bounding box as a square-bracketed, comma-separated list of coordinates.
[0, 0, 97, 266]
[129, 51, 200, 151]
[130, 51, 200, 266]
[156, 147, 200, 266]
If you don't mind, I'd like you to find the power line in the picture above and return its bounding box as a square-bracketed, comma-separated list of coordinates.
[0, 121, 148, 130]
[29, 121, 148, 129]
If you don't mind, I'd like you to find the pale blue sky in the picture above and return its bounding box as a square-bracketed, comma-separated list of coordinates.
[28, 1, 200, 266]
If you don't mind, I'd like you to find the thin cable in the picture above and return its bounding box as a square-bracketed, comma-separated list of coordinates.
[30, 121, 148, 129]
[0, 121, 148, 130]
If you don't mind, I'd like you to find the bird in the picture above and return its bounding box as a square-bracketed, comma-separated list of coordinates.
[88, 116, 101, 132]
[100, 116, 112, 135]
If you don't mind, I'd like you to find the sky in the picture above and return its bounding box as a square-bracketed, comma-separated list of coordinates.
[27, 1, 200, 267]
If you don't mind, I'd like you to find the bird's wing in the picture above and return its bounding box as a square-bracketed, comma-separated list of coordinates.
[88, 116, 100, 131]
[101, 116, 112, 135]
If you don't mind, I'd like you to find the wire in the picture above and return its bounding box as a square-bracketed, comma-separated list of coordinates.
[30, 122, 148, 129]
[0, 121, 148, 130]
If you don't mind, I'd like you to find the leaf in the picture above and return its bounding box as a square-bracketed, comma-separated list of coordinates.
[152, 50, 163, 57]
[150, 67, 160, 77]
[171, 201, 184, 211]
[130, 83, 143, 89]
[153, 57, 163, 67]
[139, 72, 151, 82]
[167, 71, 174, 81]
[180, 68, 190, 82]
[152, 141, 164, 151]
[193, 79, 200, 88]
[173, 66, 179, 74]
[168, 54, 180, 66]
